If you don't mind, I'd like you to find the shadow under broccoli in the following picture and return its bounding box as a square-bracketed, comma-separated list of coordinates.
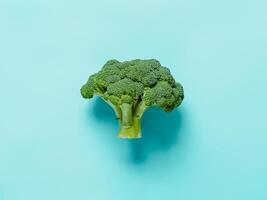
[81, 59, 184, 139]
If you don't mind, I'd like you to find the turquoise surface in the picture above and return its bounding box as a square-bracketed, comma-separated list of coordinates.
[1, 0, 267, 199]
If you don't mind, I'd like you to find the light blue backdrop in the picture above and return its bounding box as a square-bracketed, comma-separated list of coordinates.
[1, 0, 267, 199]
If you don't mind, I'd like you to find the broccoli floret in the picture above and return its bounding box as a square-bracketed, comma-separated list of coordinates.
[143, 81, 183, 112]
[81, 59, 184, 139]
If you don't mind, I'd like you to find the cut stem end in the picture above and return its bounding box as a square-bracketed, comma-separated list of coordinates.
[117, 117, 141, 139]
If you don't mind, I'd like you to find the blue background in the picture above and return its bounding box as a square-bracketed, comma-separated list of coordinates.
[1, 0, 267, 199]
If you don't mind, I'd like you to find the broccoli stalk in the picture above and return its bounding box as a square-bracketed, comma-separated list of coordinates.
[101, 96, 147, 138]
[119, 103, 140, 138]
[117, 101, 147, 138]
[81, 59, 184, 139]
[97, 94, 145, 138]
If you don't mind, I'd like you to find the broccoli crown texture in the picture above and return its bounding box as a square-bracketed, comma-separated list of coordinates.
[81, 59, 184, 110]
[81, 59, 184, 138]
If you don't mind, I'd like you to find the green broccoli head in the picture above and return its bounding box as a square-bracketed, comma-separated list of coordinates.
[143, 81, 184, 112]
[106, 78, 144, 104]
[81, 59, 184, 138]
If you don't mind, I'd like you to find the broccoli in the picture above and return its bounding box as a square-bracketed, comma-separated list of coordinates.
[81, 59, 184, 139]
